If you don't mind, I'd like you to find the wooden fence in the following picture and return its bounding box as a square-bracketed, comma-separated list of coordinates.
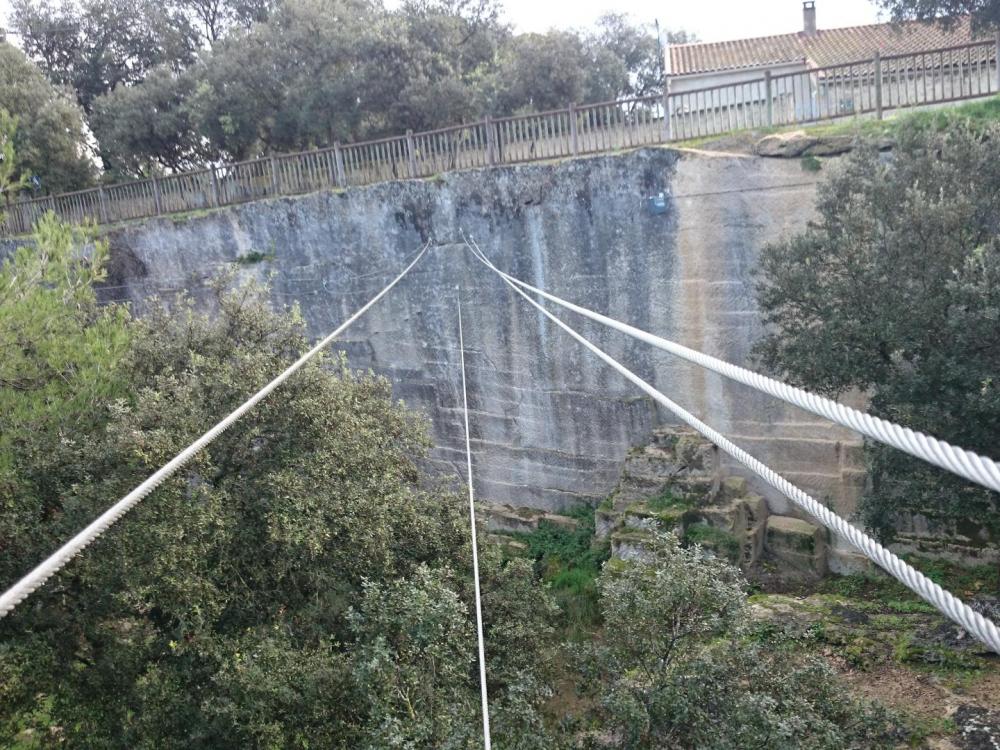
[3, 37, 998, 237]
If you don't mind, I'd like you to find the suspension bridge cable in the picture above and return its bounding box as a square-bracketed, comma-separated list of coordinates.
[464, 237, 1000, 656]
[457, 292, 494, 750]
[463, 245, 1000, 496]
[0, 242, 432, 619]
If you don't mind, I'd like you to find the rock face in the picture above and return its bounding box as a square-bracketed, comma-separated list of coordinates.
[6, 147, 872, 571]
[602, 426, 828, 579]
[479, 503, 580, 535]
[754, 130, 894, 159]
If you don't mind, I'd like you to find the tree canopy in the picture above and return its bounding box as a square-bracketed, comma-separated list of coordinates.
[582, 533, 898, 749]
[0, 233, 558, 746]
[11, 0, 689, 178]
[877, 0, 1000, 29]
[0, 42, 93, 193]
[755, 122, 1000, 548]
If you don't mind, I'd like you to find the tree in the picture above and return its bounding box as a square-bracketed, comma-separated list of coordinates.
[0, 213, 130, 607]
[486, 18, 691, 116]
[582, 533, 899, 749]
[171, 0, 275, 44]
[590, 14, 693, 101]
[347, 566, 481, 748]
[876, 0, 1000, 29]
[490, 31, 606, 114]
[754, 122, 1000, 548]
[90, 65, 214, 178]
[0, 270, 557, 747]
[0, 111, 30, 216]
[187, 0, 377, 160]
[11, 0, 197, 112]
[0, 42, 93, 193]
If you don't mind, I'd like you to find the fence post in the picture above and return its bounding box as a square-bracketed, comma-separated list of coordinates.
[484, 117, 496, 166]
[46, 196, 56, 218]
[405, 129, 418, 177]
[97, 186, 109, 224]
[568, 103, 579, 155]
[661, 79, 672, 142]
[764, 70, 773, 126]
[874, 50, 884, 120]
[150, 178, 163, 216]
[270, 157, 280, 195]
[333, 142, 346, 187]
[995, 32, 1000, 92]
[210, 167, 221, 207]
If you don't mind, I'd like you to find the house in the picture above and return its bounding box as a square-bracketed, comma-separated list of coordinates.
[664, 2, 995, 127]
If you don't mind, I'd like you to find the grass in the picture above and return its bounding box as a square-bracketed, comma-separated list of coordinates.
[813, 94, 1000, 139]
[818, 554, 997, 604]
[512, 505, 610, 635]
[683, 523, 740, 562]
[671, 94, 1000, 151]
[646, 489, 691, 514]
[234, 249, 276, 265]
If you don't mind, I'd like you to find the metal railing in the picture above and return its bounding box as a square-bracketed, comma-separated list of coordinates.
[3, 37, 998, 237]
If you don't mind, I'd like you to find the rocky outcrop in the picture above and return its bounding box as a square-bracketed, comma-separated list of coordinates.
[479, 502, 580, 535]
[600, 426, 827, 579]
[754, 129, 894, 158]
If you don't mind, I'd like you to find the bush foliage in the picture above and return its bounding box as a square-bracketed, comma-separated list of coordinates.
[755, 122, 1000, 546]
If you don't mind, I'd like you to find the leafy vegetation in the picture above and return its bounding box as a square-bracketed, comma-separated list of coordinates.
[0, 217, 558, 747]
[9, 0, 690, 180]
[513, 506, 610, 633]
[234, 249, 276, 264]
[683, 522, 740, 561]
[876, 0, 1000, 31]
[0, 45, 93, 194]
[755, 119, 1000, 551]
[0, 110, 29, 216]
[581, 533, 902, 749]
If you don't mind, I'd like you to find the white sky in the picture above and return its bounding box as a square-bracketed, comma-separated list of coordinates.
[1, 0, 886, 44]
[493, 0, 884, 40]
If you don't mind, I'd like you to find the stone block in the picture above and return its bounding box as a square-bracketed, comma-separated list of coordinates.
[718, 476, 748, 501]
[480, 504, 540, 534]
[611, 529, 656, 563]
[754, 131, 818, 157]
[540, 513, 580, 532]
[803, 136, 854, 157]
[765, 515, 827, 577]
[485, 534, 529, 556]
[595, 508, 620, 540]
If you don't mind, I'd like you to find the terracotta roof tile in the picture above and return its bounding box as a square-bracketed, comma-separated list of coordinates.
[669, 17, 984, 77]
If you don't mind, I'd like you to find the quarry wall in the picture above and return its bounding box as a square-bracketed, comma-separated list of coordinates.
[4, 147, 872, 570]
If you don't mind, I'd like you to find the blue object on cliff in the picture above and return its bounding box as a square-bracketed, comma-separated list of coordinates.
[646, 192, 667, 215]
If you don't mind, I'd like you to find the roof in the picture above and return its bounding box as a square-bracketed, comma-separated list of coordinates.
[668, 17, 984, 77]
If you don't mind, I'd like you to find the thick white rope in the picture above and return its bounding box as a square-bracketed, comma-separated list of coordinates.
[457, 293, 493, 750]
[465, 238, 1000, 655]
[471, 249, 1000, 496]
[0, 242, 432, 619]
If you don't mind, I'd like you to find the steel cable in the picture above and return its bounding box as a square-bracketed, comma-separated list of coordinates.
[465, 236, 1000, 655]
[0, 242, 431, 618]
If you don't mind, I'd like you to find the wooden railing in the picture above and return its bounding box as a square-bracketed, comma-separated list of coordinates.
[3, 38, 998, 237]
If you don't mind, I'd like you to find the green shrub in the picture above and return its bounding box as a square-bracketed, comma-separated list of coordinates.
[513, 506, 610, 632]
[800, 154, 822, 172]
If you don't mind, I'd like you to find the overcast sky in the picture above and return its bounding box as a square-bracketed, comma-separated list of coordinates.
[1, 0, 886, 44]
[490, 0, 884, 40]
